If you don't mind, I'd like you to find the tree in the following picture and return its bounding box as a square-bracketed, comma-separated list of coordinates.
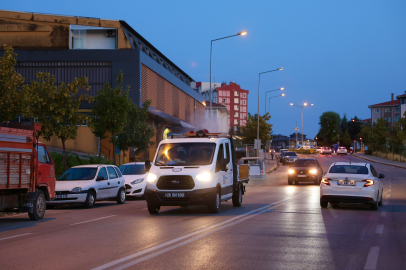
[318, 111, 341, 145]
[240, 113, 272, 149]
[22, 72, 91, 170]
[340, 114, 349, 134]
[89, 71, 132, 164]
[116, 100, 155, 163]
[0, 45, 24, 122]
[342, 130, 351, 148]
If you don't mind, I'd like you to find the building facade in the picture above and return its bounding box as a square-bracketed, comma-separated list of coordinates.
[0, 10, 205, 160]
[368, 93, 401, 126]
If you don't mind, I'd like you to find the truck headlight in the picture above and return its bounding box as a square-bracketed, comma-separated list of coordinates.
[196, 172, 211, 182]
[131, 178, 144, 185]
[147, 173, 157, 183]
[71, 187, 82, 193]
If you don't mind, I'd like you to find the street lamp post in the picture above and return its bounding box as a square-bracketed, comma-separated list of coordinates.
[265, 88, 284, 116]
[210, 31, 247, 119]
[256, 68, 283, 156]
[268, 94, 285, 117]
[290, 103, 313, 147]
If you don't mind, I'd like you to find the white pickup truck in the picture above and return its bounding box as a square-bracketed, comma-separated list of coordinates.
[144, 131, 250, 214]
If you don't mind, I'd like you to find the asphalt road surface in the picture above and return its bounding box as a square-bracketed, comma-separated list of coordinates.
[0, 154, 405, 270]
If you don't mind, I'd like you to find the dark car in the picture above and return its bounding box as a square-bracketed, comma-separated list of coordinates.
[288, 158, 323, 185]
[281, 152, 298, 165]
[278, 149, 288, 162]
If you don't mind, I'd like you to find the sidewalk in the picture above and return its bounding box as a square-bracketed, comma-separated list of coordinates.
[354, 152, 406, 169]
[259, 153, 279, 173]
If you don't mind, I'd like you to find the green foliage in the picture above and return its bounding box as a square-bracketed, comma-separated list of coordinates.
[340, 114, 349, 134]
[50, 151, 112, 178]
[240, 113, 273, 149]
[0, 45, 24, 122]
[342, 130, 351, 147]
[318, 111, 341, 145]
[116, 100, 155, 157]
[89, 71, 132, 164]
[348, 115, 362, 140]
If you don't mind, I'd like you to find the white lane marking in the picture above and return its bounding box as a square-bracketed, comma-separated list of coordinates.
[364, 246, 380, 269]
[70, 215, 117, 225]
[359, 229, 366, 240]
[328, 207, 338, 219]
[92, 192, 308, 270]
[380, 211, 386, 217]
[0, 233, 32, 241]
[114, 207, 273, 270]
[375, 225, 384, 234]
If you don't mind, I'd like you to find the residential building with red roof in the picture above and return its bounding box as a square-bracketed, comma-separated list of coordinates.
[397, 92, 406, 118]
[368, 93, 401, 126]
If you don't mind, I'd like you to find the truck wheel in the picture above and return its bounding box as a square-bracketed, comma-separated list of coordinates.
[208, 189, 221, 214]
[116, 188, 126, 204]
[232, 185, 242, 207]
[84, 191, 96, 208]
[147, 204, 160, 214]
[28, 190, 46, 221]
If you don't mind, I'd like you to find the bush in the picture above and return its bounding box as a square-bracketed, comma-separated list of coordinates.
[50, 152, 113, 178]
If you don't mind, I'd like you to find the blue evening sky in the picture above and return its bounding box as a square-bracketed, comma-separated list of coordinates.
[3, 1, 406, 138]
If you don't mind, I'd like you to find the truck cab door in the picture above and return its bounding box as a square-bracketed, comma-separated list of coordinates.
[223, 142, 234, 199]
[37, 145, 55, 198]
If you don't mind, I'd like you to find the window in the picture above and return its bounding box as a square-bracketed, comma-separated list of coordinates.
[213, 92, 218, 103]
[234, 98, 239, 103]
[243, 100, 246, 105]
[370, 165, 378, 177]
[243, 93, 246, 98]
[213, 109, 218, 119]
[234, 119, 239, 125]
[119, 164, 146, 175]
[395, 116, 400, 122]
[226, 91, 230, 97]
[234, 112, 239, 117]
[375, 108, 379, 113]
[234, 91, 239, 97]
[234, 105, 239, 110]
[216, 143, 224, 172]
[37, 146, 52, 164]
[114, 167, 122, 177]
[97, 167, 108, 180]
[395, 107, 400, 113]
[385, 108, 391, 112]
[107, 167, 118, 179]
[385, 117, 391, 122]
[71, 30, 86, 49]
[242, 106, 246, 112]
[225, 143, 231, 164]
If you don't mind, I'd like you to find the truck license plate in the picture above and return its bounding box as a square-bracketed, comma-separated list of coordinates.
[165, 193, 185, 198]
[55, 194, 67, 199]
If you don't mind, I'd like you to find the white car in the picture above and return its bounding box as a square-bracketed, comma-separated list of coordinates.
[48, 165, 126, 208]
[119, 162, 148, 197]
[320, 162, 384, 210]
[320, 147, 332, 155]
[337, 147, 348, 155]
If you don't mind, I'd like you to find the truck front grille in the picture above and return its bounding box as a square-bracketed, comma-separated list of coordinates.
[157, 175, 195, 190]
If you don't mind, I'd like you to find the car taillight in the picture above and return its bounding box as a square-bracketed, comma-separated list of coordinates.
[321, 178, 331, 185]
[363, 179, 374, 187]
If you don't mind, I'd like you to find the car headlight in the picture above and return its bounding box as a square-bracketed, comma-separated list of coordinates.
[288, 169, 295, 174]
[131, 178, 144, 185]
[71, 187, 82, 193]
[196, 172, 211, 181]
[309, 169, 317, 174]
[147, 173, 157, 183]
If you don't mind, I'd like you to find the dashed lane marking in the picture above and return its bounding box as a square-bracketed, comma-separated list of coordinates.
[70, 215, 117, 226]
[364, 246, 380, 270]
[0, 233, 32, 241]
[375, 224, 384, 234]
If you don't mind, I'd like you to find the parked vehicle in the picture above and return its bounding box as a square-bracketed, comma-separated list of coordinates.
[47, 165, 126, 208]
[288, 158, 323, 185]
[144, 131, 250, 214]
[279, 149, 288, 162]
[119, 162, 149, 197]
[320, 147, 332, 155]
[337, 147, 348, 155]
[0, 123, 55, 220]
[320, 162, 384, 210]
[281, 152, 298, 165]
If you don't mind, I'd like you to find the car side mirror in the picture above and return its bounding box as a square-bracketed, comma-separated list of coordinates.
[145, 160, 151, 172]
[96, 176, 105, 181]
[378, 173, 385, 179]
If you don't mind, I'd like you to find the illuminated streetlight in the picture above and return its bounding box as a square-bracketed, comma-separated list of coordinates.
[290, 102, 314, 147]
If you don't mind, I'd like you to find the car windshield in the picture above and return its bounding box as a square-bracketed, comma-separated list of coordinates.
[58, 168, 97, 180]
[119, 164, 146, 175]
[285, 152, 297, 156]
[329, 165, 369, 174]
[293, 160, 316, 167]
[155, 143, 216, 166]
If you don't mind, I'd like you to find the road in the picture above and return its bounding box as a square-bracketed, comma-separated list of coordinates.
[0, 154, 405, 269]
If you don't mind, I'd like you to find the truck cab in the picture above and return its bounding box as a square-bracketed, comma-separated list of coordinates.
[144, 132, 249, 214]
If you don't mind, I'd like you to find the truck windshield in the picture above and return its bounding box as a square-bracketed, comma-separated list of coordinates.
[58, 168, 97, 180]
[155, 143, 216, 166]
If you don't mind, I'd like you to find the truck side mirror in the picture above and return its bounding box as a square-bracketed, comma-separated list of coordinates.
[145, 160, 151, 172]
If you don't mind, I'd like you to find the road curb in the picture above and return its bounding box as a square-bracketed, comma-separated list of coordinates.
[353, 154, 406, 170]
[266, 160, 280, 174]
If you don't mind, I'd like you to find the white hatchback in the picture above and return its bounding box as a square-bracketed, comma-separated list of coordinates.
[48, 165, 126, 208]
[336, 147, 348, 155]
[320, 162, 384, 210]
[119, 162, 148, 197]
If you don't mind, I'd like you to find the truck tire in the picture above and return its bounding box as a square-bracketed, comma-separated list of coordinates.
[84, 191, 96, 208]
[208, 189, 221, 214]
[28, 190, 46, 221]
[232, 185, 242, 207]
[116, 188, 126, 204]
[147, 204, 160, 214]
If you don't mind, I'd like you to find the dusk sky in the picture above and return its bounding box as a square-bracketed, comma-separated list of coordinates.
[3, 1, 406, 138]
